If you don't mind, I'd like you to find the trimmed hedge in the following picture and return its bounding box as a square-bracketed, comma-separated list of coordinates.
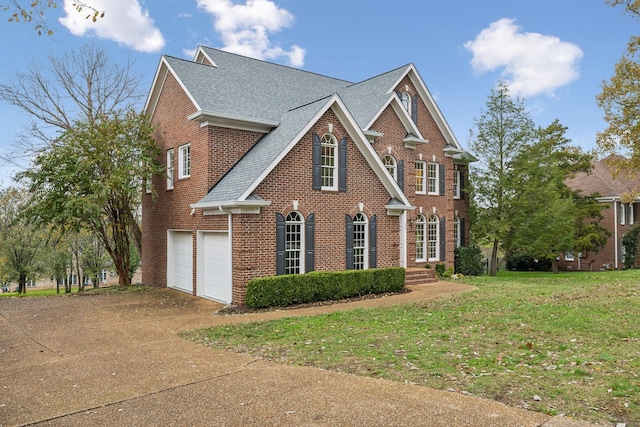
[454, 246, 484, 276]
[245, 267, 405, 309]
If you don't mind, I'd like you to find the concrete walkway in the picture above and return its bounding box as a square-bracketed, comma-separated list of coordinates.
[0, 283, 594, 426]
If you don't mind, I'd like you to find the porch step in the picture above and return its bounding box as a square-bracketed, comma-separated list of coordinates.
[405, 267, 437, 286]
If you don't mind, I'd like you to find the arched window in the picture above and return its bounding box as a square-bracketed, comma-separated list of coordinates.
[382, 154, 397, 181]
[401, 92, 411, 115]
[321, 133, 338, 189]
[415, 214, 426, 261]
[428, 214, 439, 261]
[285, 212, 304, 274]
[353, 212, 368, 270]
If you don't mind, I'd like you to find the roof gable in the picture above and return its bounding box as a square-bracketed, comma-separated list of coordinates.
[192, 94, 411, 214]
[565, 155, 640, 199]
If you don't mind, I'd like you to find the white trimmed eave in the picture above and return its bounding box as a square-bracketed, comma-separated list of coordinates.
[191, 199, 272, 216]
[187, 111, 279, 133]
[144, 57, 202, 122]
[385, 202, 416, 216]
[330, 96, 413, 209]
[193, 46, 217, 66]
[404, 134, 429, 149]
[391, 65, 465, 151]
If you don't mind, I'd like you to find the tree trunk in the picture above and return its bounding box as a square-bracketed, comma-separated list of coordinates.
[551, 257, 559, 274]
[18, 273, 27, 294]
[490, 238, 499, 276]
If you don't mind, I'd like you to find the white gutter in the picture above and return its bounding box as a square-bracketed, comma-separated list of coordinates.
[614, 201, 619, 269]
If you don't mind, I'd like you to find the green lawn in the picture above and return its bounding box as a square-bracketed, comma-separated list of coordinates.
[0, 285, 151, 297]
[183, 270, 640, 425]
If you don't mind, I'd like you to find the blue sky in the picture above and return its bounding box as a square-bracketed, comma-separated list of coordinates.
[0, 0, 637, 183]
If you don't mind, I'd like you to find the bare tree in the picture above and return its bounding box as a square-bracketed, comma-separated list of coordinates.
[0, 43, 143, 158]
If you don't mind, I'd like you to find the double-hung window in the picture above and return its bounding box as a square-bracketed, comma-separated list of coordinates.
[628, 204, 634, 225]
[352, 213, 368, 270]
[453, 216, 461, 248]
[167, 149, 175, 189]
[415, 214, 426, 261]
[427, 162, 438, 195]
[321, 133, 337, 190]
[285, 212, 304, 274]
[179, 144, 191, 179]
[428, 214, 439, 261]
[415, 161, 426, 194]
[453, 170, 461, 199]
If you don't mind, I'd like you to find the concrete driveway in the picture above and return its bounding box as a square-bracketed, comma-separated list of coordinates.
[0, 284, 591, 426]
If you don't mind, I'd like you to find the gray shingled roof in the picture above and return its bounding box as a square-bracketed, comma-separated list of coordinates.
[193, 97, 331, 205]
[167, 47, 352, 123]
[168, 47, 415, 207]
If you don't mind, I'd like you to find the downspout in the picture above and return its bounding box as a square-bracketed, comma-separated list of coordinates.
[400, 211, 407, 268]
[228, 212, 233, 305]
[614, 201, 619, 269]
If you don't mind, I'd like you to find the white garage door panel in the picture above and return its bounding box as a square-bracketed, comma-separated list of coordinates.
[201, 232, 231, 303]
[172, 232, 193, 292]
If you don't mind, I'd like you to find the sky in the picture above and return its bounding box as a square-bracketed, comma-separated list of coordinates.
[0, 0, 637, 184]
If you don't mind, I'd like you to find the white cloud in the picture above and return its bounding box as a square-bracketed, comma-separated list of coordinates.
[196, 0, 305, 67]
[464, 18, 583, 98]
[59, 0, 165, 53]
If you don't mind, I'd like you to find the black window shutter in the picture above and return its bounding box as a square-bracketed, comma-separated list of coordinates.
[439, 164, 445, 195]
[276, 213, 286, 275]
[397, 160, 404, 191]
[460, 171, 465, 196]
[440, 216, 446, 261]
[339, 137, 347, 192]
[305, 214, 315, 272]
[369, 215, 377, 269]
[460, 218, 466, 247]
[346, 214, 354, 270]
[411, 95, 418, 124]
[312, 133, 321, 190]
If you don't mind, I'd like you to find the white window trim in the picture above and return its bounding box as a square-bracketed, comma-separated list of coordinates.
[383, 154, 397, 182]
[285, 212, 305, 275]
[167, 149, 175, 189]
[628, 203, 634, 225]
[565, 252, 575, 262]
[401, 92, 411, 115]
[415, 161, 426, 194]
[453, 216, 461, 248]
[453, 170, 461, 199]
[353, 212, 369, 270]
[428, 214, 440, 262]
[321, 133, 338, 191]
[415, 214, 426, 262]
[427, 162, 438, 195]
[179, 144, 191, 179]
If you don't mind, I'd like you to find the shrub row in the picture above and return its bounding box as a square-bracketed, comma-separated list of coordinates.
[245, 267, 405, 309]
[505, 253, 552, 271]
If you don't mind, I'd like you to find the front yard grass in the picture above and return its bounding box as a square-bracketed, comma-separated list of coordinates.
[183, 270, 640, 425]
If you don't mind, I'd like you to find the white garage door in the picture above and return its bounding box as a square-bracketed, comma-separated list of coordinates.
[169, 231, 193, 293]
[199, 232, 231, 304]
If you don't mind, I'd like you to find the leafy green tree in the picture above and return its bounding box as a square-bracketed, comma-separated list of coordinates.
[468, 81, 536, 275]
[597, 0, 640, 171]
[622, 225, 640, 269]
[0, 187, 46, 293]
[504, 120, 598, 272]
[3, 1, 103, 35]
[17, 112, 162, 286]
[46, 231, 73, 293]
[79, 232, 110, 288]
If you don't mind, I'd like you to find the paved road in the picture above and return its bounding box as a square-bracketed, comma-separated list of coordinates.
[0, 284, 593, 426]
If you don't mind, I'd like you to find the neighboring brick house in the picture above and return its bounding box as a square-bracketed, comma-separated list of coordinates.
[559, 155, 640, 271]
[142, 46, 474, 305]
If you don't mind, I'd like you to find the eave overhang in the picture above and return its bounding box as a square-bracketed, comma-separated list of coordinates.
[190, 199, 272, 216]
[187, 111, 279, 133]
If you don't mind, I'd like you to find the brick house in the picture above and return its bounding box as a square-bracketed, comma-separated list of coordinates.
[142, 46, 474, 305]
[559, 155, 640, 271]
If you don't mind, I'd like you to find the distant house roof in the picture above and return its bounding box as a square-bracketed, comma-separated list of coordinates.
[565, 155, 640, 199]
